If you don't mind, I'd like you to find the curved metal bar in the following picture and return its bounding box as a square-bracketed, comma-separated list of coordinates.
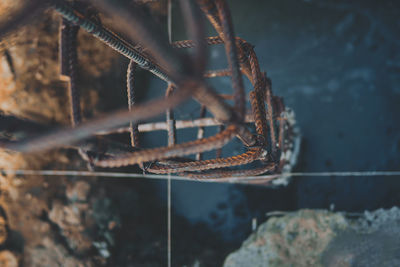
[94, 125, 238, 168]
[127, 60, 140, 148]
[216, 0, 246, 120]
[147, 147, 264, 174]
[165, 84, 177, 146]
[180, 163, 276, 179]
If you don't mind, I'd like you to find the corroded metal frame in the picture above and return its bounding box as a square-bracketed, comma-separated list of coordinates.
[0, 0, 297, 183]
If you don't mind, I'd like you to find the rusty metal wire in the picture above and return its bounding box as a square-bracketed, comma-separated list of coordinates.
[0, 0, 298, 184]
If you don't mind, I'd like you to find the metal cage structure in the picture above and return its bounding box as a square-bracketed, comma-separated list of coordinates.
[0, 0, 300, 184]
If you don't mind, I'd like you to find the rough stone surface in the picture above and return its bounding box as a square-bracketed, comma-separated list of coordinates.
[26, 237, 93, 267]
[0, 250, 18, 267]
[223, 207, 400, 267]
[322, 207, 400, 267]
[0, 2, 124, 265]
[66, 181, 91, 202]
[0, 212, 7, 245]
[48, 201, 93, 254]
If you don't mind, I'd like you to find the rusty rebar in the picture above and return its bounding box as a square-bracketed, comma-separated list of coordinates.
[66, 22, 82, 127]
[148, 147, 264, 174]
[204, 69, 232, 78]
[264, 75, 278, 158]
[87, 0, 255, 146]
[54, 0, 172, 82]
[181, 163, 276, 179]
[165, 84, 177, 146]
[94, 125, 238, 168]
[216, 0, 246, 121]
[196, 0, 223, 36]
[127, 60, 140, 148]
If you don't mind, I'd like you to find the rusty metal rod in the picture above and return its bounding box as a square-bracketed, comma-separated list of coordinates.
[66, 22, 82, 127]
[148, 147, 264, 173]
[127, 60, 140, 147]
[87, 0, 188, 81]
[181, 162, 276, 179]
[53, 0, 171, 82]
[89, 0, 255, 146]
[204, 69, 232, 78]
[216, 0, 246, 120]
[165, 84, 177, 146]
[264, 76, 278, 157]
[94, 125, 238, 168]
[96, 113, 255, 135]
[196, 0, 223, 36]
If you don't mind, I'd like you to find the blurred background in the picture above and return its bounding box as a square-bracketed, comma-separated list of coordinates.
[0, 0, 399, 266]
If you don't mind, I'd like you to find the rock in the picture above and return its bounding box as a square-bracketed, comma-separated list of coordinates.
[0, 250, 18, 267]
[0, 211, 7, 245]
[223, 210, 347, 267]
[66, 181, 91, 202]
[223, 207, 400, 267]
[0, 4, 124, 265]
[48, 201, 92, 254]
[26, 237, 92, 267]
[322, 207, 400, 267]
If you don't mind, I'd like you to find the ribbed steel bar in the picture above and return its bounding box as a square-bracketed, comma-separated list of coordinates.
[165, 84, 177, 146]
[172, 36, 252, 79]
[247, 48, 269, 143]
[94, 125, 238, 168]
[53, 0, 171, 82]
[172, 36, 224, 49]
[127, 60, 140, 147]
[196, 0, 223, 36]
[264, 76, 278, 157]
[204, 69, 232, 78]
[181, 163, 276, 179]
[86, 0, 187, 81]
[216, 0, 246, 120]
[60, 18, 70, 77]
[250, 90, 268, 139]
[88, 0, 255, 146]
[148, 147, 264, 174]
[66, 22, 82, 127]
